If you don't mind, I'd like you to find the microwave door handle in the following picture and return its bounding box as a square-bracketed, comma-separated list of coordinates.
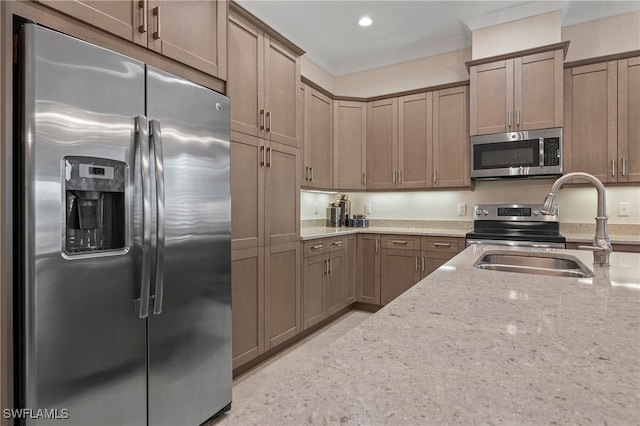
[150, 119, 166, 315]
[135, 116, 151, 319]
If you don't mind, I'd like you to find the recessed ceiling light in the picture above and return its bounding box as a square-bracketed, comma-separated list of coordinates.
[358, 16, 372, 27]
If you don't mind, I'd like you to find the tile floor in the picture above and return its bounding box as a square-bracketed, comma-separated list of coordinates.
[209, 309, 372, 424]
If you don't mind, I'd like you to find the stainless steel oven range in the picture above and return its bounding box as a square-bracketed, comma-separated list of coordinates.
[465, 204, 566, 249]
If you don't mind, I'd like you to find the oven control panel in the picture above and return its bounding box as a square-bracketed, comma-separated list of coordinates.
[473, 204, 558, 222]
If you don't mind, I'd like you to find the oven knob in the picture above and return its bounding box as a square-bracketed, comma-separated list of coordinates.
[475, 208, 482, 216]
[533, 210, 539, 216]
[482, 209, 489, 215]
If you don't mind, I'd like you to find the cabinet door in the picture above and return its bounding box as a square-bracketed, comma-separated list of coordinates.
[515, 50, 563, 131]
[367, 98, 397, 189]
[334, 101, 366, 190]
[433, 86, 470, 188]
[357, 234, 380, 305]
[470, 59, 513, 135]
[398, 93, 432, 189]
[228, 11, 264, 137]
[342, 236, 356, 306]
[264, 141, 300, 245]
[39, 0, 138, 42]
[303, 86, 333, 189]
[146, 0, 226, 78]
[326, 252, 344, 316]
[265, 242, 301, 350]
[618, 57, 640, 183]
[265, 37, 300, 147]
[303, 254, 326, 330]
[380, 249, 420, 305]
[231, 132, 264, 250]
[231, 247, 264, 369]
[564, 62, 618, 182]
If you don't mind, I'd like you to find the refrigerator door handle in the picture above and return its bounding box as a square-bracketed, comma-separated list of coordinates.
[135, 116, 152, 318]
[150, 119, 166, 315]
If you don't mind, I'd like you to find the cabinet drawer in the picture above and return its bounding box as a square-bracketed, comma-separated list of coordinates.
[304, 239, 327, 257]
[382, 235, 418, 251]
[328, 237, 347, 252]
[422, 237, 461, 254]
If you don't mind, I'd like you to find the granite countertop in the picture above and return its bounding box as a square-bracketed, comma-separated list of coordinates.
[217, 246, 640, 425]
[301, 225, 640, 245]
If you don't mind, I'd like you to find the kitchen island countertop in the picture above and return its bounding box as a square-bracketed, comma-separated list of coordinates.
[214, 245, 640, 425]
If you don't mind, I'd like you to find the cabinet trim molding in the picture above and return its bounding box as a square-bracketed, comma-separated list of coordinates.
[465, 41, 570, 71]
[564, 49, 640, 69]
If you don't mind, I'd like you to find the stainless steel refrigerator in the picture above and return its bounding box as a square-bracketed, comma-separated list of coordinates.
[16, 24, 232, 425]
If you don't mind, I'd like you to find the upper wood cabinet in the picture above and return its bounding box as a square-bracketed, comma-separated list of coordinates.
[469, 46, 564, 135]
[564, 56, 640, 184]
[38, 0, 227, 78]
[302, 84, 333, 189]
[366, 98, 398, 189]
[366, 86, 470, 190]
[228, 8, 302, 147]
[398, 93, 432, 189]
[334, 100, 366, 190]
[432, 86, 470, 188]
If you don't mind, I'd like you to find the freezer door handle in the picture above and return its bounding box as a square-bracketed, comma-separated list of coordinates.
[135, 116, 151, 319]
[150, 119, 166, 315]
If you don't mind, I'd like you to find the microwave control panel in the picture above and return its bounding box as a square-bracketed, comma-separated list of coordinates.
[543, 137, 561, 166]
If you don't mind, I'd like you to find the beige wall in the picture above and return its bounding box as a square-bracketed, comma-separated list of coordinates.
[562, 12, 640, 62]
[471, 11, 561, 60]
[301, 57, 336, 93]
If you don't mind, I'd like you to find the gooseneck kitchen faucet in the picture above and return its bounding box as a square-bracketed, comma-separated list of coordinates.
[541, 172, 612, 266]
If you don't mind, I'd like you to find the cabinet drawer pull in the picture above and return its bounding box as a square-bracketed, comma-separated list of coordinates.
[138, 0, 147, 33]
[152, 6, 161, 40]
[611, 159, 616, 177]
[331, 241, 343, 247]
[310, 244, 323, 250]
[391, 240, 408, 245]
[433, 242, 451, 247]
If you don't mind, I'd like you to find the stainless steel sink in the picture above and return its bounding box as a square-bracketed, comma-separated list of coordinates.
[473, 251, 594, 278]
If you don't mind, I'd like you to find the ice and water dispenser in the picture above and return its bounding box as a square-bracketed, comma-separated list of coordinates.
[64, 157, 126, 255]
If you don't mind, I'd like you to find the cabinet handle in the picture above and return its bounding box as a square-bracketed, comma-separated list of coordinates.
[622, 158, 626, 177]
[324, 259, 328, 275]
[433, 242, 451, 247]
[516, 109, 520, 127]
[392, 170, 396, 185]
[415, 256, 419, 272]
[507, 110, 512, 128]
[304, 166, 308, 181]
[138, 0, 147, 33]
[421, 256, 425, 272]
[375, 238, 379, 254]
[259, 109, 265, 130]
[362, 172, 366, 186]
[331, 241, 343, 247]
[266, 111, 271, 132]
[611, 159, 616, 177]
[310, 167, 313, 181]
[433, 169, 438, 184]
[266, 147, 272, 167]
[391, 240, 408, 245]
[330, 258, 333, 274]
[260, 146, 266, 166]
[152, 6, 161, 40]
[399, 170, 402, 184]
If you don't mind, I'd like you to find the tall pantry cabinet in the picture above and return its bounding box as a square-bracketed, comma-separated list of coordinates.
[228, 4, 304, 369]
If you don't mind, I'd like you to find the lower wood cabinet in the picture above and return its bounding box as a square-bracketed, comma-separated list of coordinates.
[357, 234, 380, 305]
[302, 236, 356, 330]
[421, 236, 463, 275]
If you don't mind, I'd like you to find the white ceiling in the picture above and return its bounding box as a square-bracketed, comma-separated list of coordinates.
[235, 0, 640, 76]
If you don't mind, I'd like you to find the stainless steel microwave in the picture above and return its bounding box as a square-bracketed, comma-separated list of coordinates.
[471, 128, 562, 179]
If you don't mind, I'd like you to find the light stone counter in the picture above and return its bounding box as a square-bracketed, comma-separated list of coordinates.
[215, 246, 640, 425]
[300, 226, 469, 240]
